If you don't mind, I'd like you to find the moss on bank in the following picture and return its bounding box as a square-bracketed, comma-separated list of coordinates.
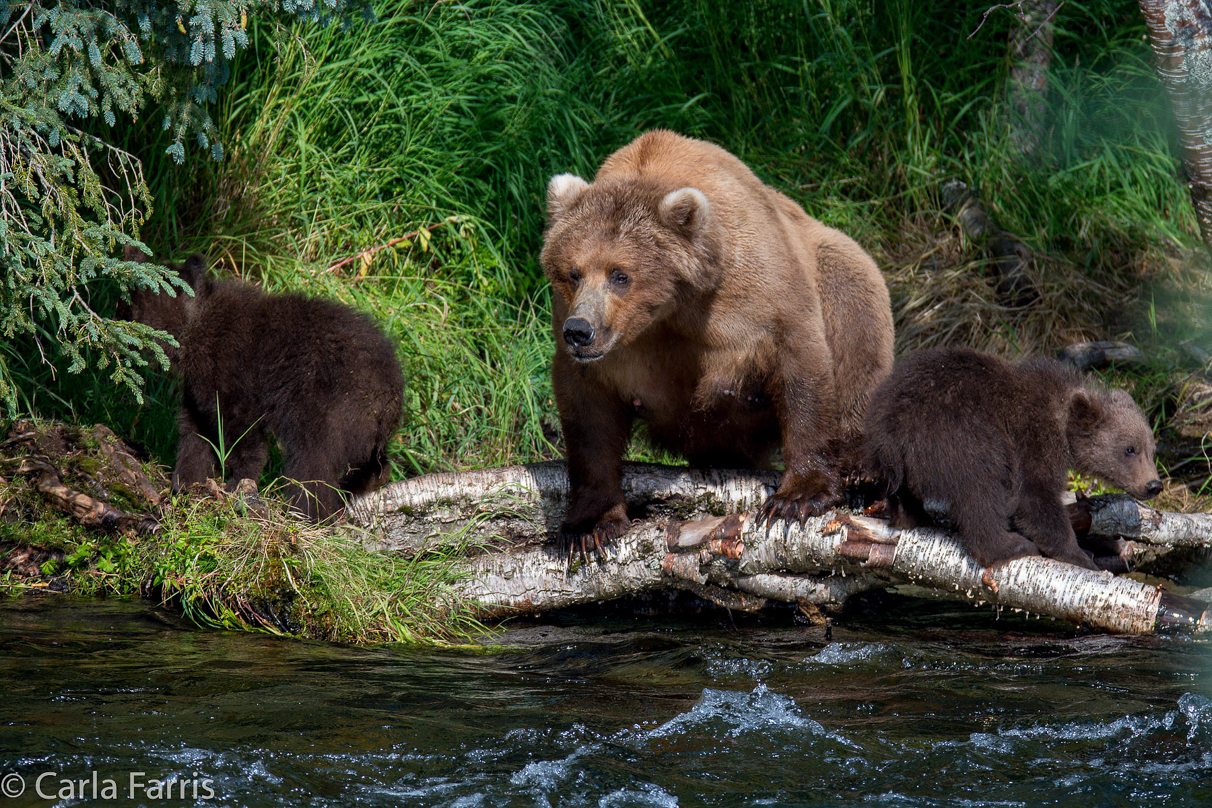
[0, 420, 488, 644]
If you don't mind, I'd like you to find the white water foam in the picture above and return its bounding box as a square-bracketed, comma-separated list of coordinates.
[646, 683, 826, 740]
[597, 783, 679, 807]
[996, 692, 1211, 745]
[809, 642, 894, 667]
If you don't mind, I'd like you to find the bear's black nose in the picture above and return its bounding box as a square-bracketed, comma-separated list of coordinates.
[563, 318, 595, 348]
[1144, 479, 1163, 499]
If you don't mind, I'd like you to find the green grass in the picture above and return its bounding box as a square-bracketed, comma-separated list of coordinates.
[16, 0, 1199, 484]
[0, 420, 488, 643]
[7, 0, 1212, 636]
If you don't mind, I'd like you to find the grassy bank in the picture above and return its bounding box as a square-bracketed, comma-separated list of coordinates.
[0, 421, 486, 643]
[5, 0, 1211, 639]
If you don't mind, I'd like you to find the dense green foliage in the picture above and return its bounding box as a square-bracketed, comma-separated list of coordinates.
[7, 0, 1211, 642]
[10, 0, 1203, 480]
[0, 0, 367, 416]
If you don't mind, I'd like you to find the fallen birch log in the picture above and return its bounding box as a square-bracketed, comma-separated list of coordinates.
[828, 514, 1207, 634]
[351, 462, 1210, 634]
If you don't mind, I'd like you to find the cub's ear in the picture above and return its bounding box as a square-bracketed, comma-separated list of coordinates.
[124, 245, 148, 263]
[1068, 390, 1103, 432]
[178, 254, 211, 293]
[546, 174, 589, 221]
[658, 187, 709, 238]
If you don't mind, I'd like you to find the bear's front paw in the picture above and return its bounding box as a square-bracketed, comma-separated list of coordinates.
[755, 476, 844, 530]
[557, 511, 629, 560]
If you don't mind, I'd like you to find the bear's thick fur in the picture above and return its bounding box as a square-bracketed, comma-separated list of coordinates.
[541, 129, 894, 553]
[121, 248, 404, 521]
[863, 347, 1163, 570]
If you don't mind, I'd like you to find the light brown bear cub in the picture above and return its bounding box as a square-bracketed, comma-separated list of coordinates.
[541, 129, 894, 555]
[121, 248, 404, 522]
[863, 347, 1163, 570]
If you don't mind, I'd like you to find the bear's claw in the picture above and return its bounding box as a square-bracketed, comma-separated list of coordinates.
[754, 488, 841, 531]
[557, 516, 627, 561]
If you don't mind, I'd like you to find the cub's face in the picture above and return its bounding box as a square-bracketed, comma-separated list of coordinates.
[120, 285, 189, 340]
[116, 248, 208, 360]
[540, 174, 712, 362]
[1070, 389, 1163, 501]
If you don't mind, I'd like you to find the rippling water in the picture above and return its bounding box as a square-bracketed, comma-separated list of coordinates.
[1, 595, 1209, 807]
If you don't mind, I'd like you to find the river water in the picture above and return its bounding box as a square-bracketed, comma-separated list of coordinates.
[2, 594, 1209, 807]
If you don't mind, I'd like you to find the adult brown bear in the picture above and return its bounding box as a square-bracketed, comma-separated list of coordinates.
[541, 129, 894, 555]
[863, 347, 1163, 570]
[121, 248, 404, 521]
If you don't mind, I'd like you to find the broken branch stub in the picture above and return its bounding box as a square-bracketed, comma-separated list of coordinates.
[1076, 494, 1212, 549]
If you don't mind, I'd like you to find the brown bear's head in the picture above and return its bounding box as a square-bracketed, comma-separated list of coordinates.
[118, 247, 211, 361]
[1067, 387, 1163, 501]
[539, 173, 719, 362]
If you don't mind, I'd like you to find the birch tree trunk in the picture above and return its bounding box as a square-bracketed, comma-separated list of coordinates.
[1139, 0, 1212, 249]
[350, 462, 1211, 635]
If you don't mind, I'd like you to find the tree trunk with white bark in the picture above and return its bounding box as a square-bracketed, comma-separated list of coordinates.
[1139, 0, 1212, 250]
[350, 462, 1211, 635]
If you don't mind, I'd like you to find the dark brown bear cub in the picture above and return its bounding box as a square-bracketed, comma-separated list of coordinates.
[121, 248, 404, 521]
[863, 347, 1162, 570]
[542, 129, 894, 556]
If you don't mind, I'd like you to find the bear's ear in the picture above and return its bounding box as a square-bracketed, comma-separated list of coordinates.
[178, 254, 211, 292]
[546, 174, 589, 221]
[658, 187, 709, 238]
[1068, 390, 1103, 432]
[124, 245, 148, 263]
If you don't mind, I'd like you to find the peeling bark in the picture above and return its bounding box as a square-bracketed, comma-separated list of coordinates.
[1139, 0, 1212, 250]
[353, 462, 1210, 634]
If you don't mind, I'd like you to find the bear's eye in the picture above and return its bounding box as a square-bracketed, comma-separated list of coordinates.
[1125, 446, 1137, 457]
[610, 268, 630, 288]
[567, 268, 582, 286]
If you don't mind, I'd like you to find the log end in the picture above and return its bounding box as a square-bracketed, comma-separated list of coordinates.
[1155, 589, 1211, 634]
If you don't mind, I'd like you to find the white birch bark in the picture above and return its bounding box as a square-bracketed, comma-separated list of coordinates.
[1139, 0, 1212, 248]
[350, 462, 1210, 634]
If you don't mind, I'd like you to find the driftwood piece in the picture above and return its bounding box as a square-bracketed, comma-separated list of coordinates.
[940, 179, 1038, 306]
[350, 461, 778, 555]
[13, 456, 160, 535]
[1056, 341, 1147, 371]
[353, 462, 1210, 634]
[832, 514, 1207, 634]
[1, 422, 163, 536]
